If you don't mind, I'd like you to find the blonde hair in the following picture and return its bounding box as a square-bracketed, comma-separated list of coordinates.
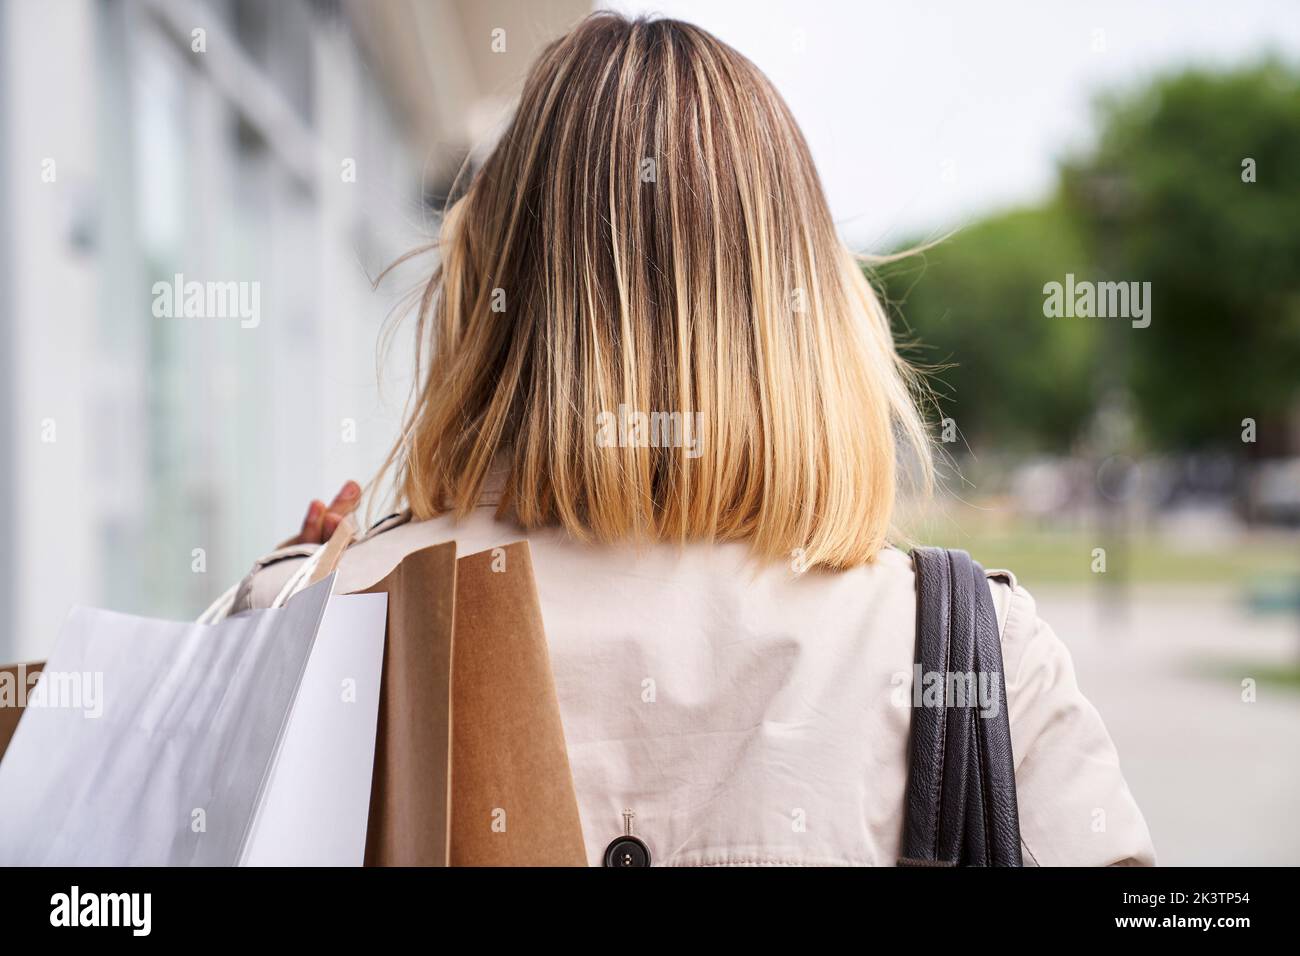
[377, 12, 931, 570]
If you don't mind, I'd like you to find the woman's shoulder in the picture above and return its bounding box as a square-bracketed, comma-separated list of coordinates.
[871, 545, 1029, 644]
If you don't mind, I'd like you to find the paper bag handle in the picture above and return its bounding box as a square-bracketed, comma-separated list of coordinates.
[197, 514, 359, 623]
[270, 513, 358, 607]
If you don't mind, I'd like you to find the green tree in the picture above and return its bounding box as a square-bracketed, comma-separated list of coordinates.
[1061, 60, 1300, 453]
[874, 202, 1099, 452]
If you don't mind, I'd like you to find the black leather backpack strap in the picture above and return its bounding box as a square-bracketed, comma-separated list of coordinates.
[899, 548, 1022, 867]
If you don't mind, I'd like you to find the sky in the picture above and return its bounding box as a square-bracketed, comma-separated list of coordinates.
[605, 0, 1300, 250]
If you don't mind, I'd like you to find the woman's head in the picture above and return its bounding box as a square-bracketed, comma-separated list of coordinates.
[381, 12, 931, 569]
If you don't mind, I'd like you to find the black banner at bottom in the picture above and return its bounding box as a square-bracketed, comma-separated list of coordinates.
[0, 865, 1278, 941]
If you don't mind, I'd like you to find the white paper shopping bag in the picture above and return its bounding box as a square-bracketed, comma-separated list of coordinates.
[0, 574, 386, 866]
[242, 589, 387, 865]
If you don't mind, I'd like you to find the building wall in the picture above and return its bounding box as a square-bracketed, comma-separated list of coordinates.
[0, 0, 587, 662]
[2, 0, 101, 663]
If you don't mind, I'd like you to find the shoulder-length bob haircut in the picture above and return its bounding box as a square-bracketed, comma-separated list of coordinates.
[378, 12, 931, 570]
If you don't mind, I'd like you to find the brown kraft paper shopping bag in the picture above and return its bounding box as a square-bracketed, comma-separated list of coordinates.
[448, 542, 586, 865]
[360, 539, 586, 867]
[359, 541, 458, 865]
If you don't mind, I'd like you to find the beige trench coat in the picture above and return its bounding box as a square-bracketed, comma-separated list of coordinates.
[229, 493, 1155, 868]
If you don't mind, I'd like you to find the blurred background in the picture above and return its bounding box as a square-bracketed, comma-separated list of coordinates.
[1, 0, 1297, 863]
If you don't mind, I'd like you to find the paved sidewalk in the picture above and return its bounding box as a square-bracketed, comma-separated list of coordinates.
[1032, 584, 1300, 865]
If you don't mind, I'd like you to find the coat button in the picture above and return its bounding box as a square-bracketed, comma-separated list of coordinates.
[603, 835, 651, 867]
[603, 809, 651, 867]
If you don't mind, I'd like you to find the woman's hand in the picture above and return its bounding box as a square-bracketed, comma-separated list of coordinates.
[285, 481, 362, 546]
